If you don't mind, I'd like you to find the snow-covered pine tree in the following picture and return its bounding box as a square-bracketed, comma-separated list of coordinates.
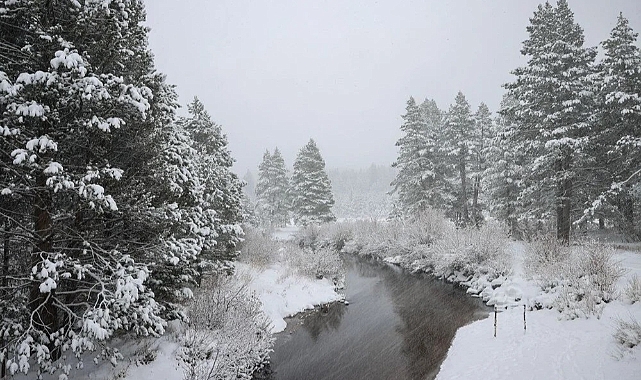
[504, 0, 596, 242]
[487, 94, 526, 236]
[471, 103, 493, 226]
[0, 0, 166, 376]
[442, 92, 477, 226]
[588, 13, 641, 236]
[256, 148, 291, 227]
[420, 98, 452, 210]
[291, 139, 336, 225]
[180, 97, 244, 260]
[391, 97, 444, 216]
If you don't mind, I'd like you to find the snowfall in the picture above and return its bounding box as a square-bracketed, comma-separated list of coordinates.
[436, 242, 641, 380]
[26, 230, 640, 380]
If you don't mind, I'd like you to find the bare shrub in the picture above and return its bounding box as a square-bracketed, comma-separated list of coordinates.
[282, 244, 344, 285]
[624, 275, 641, 304]
[321, 223, 354, 251]
[525, 234, 570, 290]
[405, 209, 450, 246]
[179, 274, 273, 380]
[238, 228, 279, 268]
[528, 239, 626, 319]
[431, 222, 510, 279]
[293, 224, 322, 249]
[614, 316, 641, 356]
[580, 241, 625, 302]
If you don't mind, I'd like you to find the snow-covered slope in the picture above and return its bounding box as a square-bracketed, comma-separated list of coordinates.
[437, 247, 641, 380]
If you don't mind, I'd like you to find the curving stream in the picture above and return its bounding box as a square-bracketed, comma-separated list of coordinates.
[262, 256, 489, 380]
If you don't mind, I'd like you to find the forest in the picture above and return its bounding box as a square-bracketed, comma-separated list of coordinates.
[1, 0, 640, 379]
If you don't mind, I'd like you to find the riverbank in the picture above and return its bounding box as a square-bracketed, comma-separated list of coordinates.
[235, 261, 344, 333]
[436, 244, 641, 380]
[294, 220, 641, 379]
[265, 255, 487, 380]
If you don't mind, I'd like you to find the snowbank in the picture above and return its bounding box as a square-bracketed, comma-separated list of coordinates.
[436, 248, 641, 380]
[236, 262, 344, 333]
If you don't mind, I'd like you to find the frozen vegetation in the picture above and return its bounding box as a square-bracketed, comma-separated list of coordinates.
[295, 214, 641, 379]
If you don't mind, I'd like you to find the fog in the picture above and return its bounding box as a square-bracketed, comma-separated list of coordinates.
[143, 0, 640, 174]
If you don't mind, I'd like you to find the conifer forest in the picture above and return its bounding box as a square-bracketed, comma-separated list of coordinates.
[1, 1, 640, 379]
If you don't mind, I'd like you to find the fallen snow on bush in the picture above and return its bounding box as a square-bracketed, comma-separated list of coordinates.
[436, 247, 641, 380]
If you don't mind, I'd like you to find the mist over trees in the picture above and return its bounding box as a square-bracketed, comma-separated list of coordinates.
[329, 165, 396, 220]
[391, 0, 641, 241]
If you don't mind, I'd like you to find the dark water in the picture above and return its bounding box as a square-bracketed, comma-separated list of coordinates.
[264, 257, 489, 380]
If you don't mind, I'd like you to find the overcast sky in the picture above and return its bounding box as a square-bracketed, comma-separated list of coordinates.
[143, 0, 640, 175]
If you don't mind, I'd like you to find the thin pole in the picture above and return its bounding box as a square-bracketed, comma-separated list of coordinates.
[524, 305, 527, 331]
[494, 306, 497, 337]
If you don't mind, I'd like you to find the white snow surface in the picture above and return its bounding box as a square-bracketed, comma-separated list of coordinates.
[437, 245, 641, 380]
[235, 261, 344, 333]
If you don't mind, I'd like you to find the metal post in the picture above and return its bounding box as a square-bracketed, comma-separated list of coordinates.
[523, 305, 527, 331]
[494, 306, 497, 337]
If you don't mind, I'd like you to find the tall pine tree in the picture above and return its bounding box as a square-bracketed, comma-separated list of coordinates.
[504, 0, 596, 242]
[0, 0, 167, 375]
[391, 97, 445, 216]
[442, 92, 477, 226]
[256, 148, 291, 227]
[589, 13, 641, 235]
[291, 140, 335, 225]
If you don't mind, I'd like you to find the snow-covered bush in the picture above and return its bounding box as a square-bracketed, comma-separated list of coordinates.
[580, 242, 625, 302]
[431, 222, 511, 279]
[624, 275, 641, 303]
[282, 245, 345, 286]
[340, 219, 409, 259]
[555, 242, 624, 318]
[404, 209, 450, 246]
[179, 274, 273, 380]
[320, 222, 355, 251]
[527, 237, 625, 318]
[525, 234, 571, 290]
[614, 316, 641, 356]
[238, 228, 280, 268]
[293, 224, 323, 250]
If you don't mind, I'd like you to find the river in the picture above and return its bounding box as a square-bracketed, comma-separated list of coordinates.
[262, 256, 489, 380]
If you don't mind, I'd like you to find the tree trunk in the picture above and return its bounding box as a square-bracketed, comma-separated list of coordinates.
[618, 186, 634, 234]
[555, 155, 571, 244]
[1, 221, 8, 379]
[459, 156, 469, 226]
[2, 221, 9, 288]
[29, 173, 59, 360]
[472, 175, 480, 227]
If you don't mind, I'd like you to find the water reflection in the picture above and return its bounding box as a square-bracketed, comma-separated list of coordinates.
[381, 269, 483, 380]
[264, 256, 487, 380]
[303, 302, 346, 341]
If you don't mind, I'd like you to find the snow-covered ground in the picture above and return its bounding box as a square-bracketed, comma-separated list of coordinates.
[437, 246, 641, 380]
[235, 262, 344, 333]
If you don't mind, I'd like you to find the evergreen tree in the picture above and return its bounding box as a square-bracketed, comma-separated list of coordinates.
[291, 139, 335, 225]
[504, 0, 596, 242]
[442, 92, 477, 226]
[0, 0, 166, 376]
[486, 95, 526, 236]
[391, 97, 445, 216]
[420, 98, 452, 209]
[256, 148, 291, 227]
[471, 102, 493, 226]
[588, 13, 641, 235]
[180, 97, 244, 260]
